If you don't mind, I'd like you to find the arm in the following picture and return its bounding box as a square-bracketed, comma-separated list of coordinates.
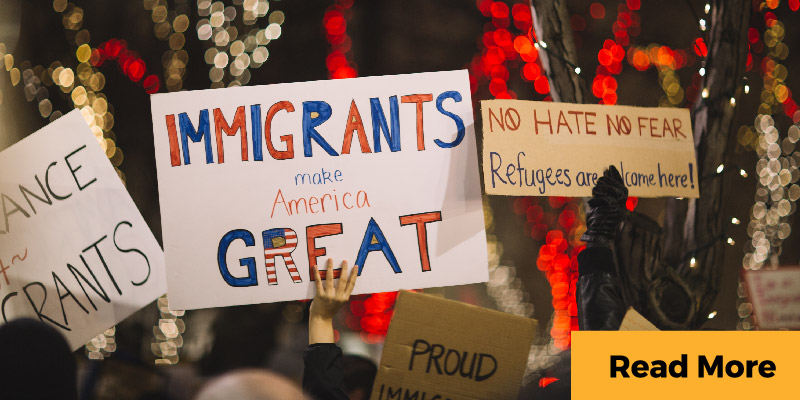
[303, 259, 359, 400]
[577, 166, 627, 330]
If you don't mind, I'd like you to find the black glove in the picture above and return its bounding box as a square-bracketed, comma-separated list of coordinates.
[581, 165, 628, 246]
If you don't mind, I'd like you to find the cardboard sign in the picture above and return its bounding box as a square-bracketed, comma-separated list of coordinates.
[481, 100, 699, 198]
[370, 291, 536, 400]
[743, 266, 800, 329]
[618, 308, 659, 331]
[150, 70, 487, 310]
[0, 110, 166, 350]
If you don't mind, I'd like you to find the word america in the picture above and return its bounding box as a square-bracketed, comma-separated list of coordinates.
[163, 91, 467, 166]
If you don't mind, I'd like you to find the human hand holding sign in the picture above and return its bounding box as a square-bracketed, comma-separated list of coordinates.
[309, 259, 359, 344]
[580, 165, 629, 248]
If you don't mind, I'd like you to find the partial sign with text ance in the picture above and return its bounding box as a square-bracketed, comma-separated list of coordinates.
[0, 110, 166, 350]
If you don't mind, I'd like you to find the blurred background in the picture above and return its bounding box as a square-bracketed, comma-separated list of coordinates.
[0, 0, 798, 398]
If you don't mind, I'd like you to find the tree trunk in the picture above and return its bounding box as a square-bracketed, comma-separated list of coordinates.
[530, 0, 751, 329]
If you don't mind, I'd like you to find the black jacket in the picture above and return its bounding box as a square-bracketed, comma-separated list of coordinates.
[303, 343, 349, 400]
[576, 246, 626, 331]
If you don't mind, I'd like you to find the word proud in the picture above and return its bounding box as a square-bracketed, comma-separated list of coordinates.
[164, 91, 467, 166]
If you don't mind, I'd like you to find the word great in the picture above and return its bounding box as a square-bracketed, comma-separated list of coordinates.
[164, 91, 467, 166]
[217, 211, 442, 287]
[611, 354, 776, 378]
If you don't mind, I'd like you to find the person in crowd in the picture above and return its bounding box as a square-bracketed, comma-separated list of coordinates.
[303, 258, 376, 400]
[576, 165, 629, 330]
[194, 369, 305, 400]
[0, 318, 79, 400]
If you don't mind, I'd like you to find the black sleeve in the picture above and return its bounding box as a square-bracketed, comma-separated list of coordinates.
[576, 246, 626, 330]
[302, 343, 350, 400]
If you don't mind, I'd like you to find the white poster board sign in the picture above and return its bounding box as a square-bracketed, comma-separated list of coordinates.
[0, 110, 166, 350]
[150, 70, 487, 310]
[744, 266, 800, 329]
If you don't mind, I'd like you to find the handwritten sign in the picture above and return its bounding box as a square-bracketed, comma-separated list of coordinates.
[618, 308, 659, 331]
[743, 266, 800, 329]
[0, 110, 166, 350]
[370, 291, 536, 400]
[481, 100, 699, 198]
[150, 70, 487, 310]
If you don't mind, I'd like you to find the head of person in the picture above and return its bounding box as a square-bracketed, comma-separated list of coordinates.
[342, 354, 377, 400]
[194, 369, 305, 400]
[0, 318, 78, 400]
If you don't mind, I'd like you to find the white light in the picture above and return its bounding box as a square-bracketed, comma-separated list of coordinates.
[677, 197, 684, 200]
[708, 311, 717, 319]
[699, 19, 706, 31]
[690, 257, 697, 268]
[717, 164, 724, 173]
[704, 3, 710, 14]
[731, 217, 741, 225]
[699, 67, 705, 76]
[727, 238, 735, 245]
[702, 88, 709, 98]
[730, 97, 736, 106]
[744, 84, 750, 94]
[534, 42, 540, 49]
[574, 67, 581, 75]
[540, 41, 548, 49]
[740, 169, 748, 178]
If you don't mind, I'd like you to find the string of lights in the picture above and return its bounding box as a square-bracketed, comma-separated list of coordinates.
[143, 0, 191, 92]
[736, 4, 800, 330]
[196, 0, 285, 88]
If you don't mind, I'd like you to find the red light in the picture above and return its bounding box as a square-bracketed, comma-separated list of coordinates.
[489, 78, 507, 96]
[625, 196, 639, 211]
[493, 29, 513, 47]
[693, 38, 708, 57]
[791, 0, 800, 11]
[589, 2, 606, 19]
[332, 66, 356, 79]
[539, 377, 559, 388]
[511, 3, 531, 22]
[490, 1, 509, 19]
[127, 59, 146, 82]
[143, 74, 160, 94]
[626, 0, 641, 10]
[598, 49, 613, 66]
[326, 51, 347, 71]
[602, 91, 618, 105]
[748, 28, 759, 44]
[533, 75, 549, 94]
[325, 15, 347, 35]
[522, 62, 541, 81]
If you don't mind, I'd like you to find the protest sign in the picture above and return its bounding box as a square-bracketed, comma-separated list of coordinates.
[743, 266, 800, 329]
[618, 307, 659, 331]
[150, 70, 487, 310]
[481, 100, 699, 198]
[370, 291, 536, 400]
[0, 110, 166, 350]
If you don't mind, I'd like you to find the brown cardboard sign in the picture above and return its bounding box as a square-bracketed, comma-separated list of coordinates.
[370, 291, 537, 400]
[743, 266, 800, 329]
[618, 308, 660, 331]
[481, 99, 698, 198]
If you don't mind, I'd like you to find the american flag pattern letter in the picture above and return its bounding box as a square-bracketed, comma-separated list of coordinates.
[262, 228, 302, 285]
